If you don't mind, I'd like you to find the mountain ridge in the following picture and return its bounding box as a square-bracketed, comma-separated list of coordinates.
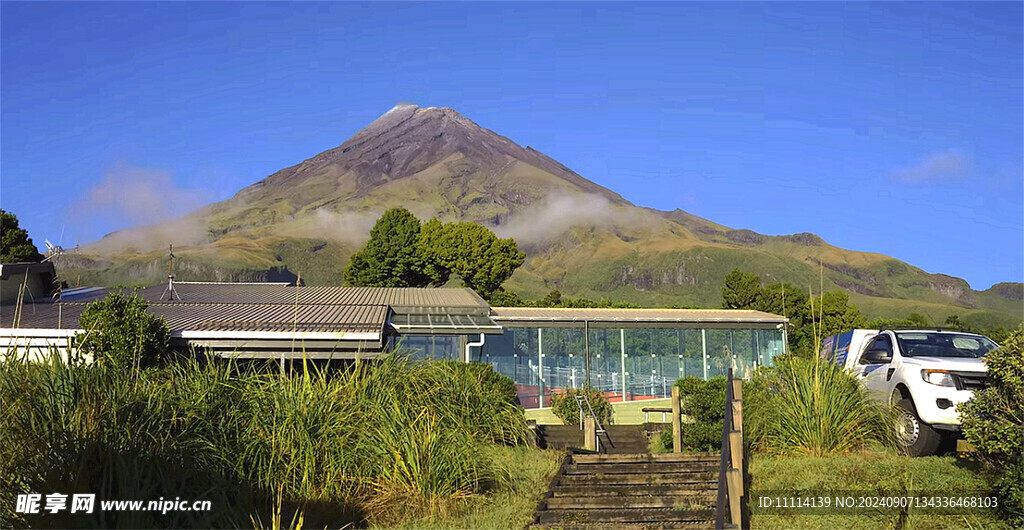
[67, 104, 1022, 329]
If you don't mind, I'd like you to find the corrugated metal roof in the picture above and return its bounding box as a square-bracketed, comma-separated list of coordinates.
[490, 307, 788, 324]
[1, 302, 387, 335]
[133, 284, 488, 311]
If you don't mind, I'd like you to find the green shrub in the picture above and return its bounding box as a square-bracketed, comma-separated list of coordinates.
[400, 359, 527, 445]
[0, 352, 527, 528]
[549, 386, 613, 426]
[745, 355, 895, 455]
[672, 376, 728, 452]
[960, 326, 1024, 524]
[76, 290, 170, 369]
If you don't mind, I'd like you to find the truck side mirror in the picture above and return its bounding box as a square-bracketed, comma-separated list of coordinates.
[861, 349, 892, 364]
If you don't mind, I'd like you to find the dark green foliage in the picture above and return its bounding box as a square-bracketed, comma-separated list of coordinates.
[719, 269, 866, 356]
[344, 208, 432, 287]
[721, 269, 762, 309]
[76, 290, 170, 369]
[0, 209, 42, 263]
[905, 312, 930, 326]
[526, 289, 641, 309]
[538, 289, 563, 307]
[418, 219, 525, 299]
[343, 209, 525, 300]
[674, 376, 728, 452]
[549, 386, 613, 426]
[755, 281, 812, 353]
[485, 288, 526, 307]
[960, 326, 1024, 524]
[808, 290, 867, 341]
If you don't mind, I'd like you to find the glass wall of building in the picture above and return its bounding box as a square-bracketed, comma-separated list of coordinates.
[475, 324, 786, 409]
[390, 334, 461, 361]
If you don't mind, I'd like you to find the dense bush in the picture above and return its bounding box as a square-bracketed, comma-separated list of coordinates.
[0, 353, 527, 528]
[549, 386, 613, 426]
[76, 290, 170, 369]
[744, 355, 895, 455]
[390, 359, 527, 445]
[670, 376, 728, 452]
[960, 326, 1024, 524]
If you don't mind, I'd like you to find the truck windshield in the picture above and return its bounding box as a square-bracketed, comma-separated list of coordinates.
[894, 332, 999, 359]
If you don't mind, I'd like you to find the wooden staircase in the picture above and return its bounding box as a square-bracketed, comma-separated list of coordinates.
[532, 424, 655, 454]
[530, 452, 719, 529]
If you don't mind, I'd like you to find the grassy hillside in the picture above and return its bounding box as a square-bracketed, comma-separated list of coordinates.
[58, 105, 1022, 327]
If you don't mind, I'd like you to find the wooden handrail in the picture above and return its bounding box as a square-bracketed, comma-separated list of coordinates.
[715, 368, 744, 529]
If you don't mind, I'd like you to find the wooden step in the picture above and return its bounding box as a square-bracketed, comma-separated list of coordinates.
[545, 494, 717, 509]
[552, 484, 717, 497]
[531, 522, 714, 530]
[560, 472, 717, 486]
[573, 453, 719, 464]
[565, 462, 718, 474]
[535, 507, 715, 524]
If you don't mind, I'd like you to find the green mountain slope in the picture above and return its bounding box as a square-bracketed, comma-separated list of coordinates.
[60, 105, 1023, 328]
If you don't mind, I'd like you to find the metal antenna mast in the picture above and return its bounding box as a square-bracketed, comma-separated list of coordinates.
[160, 244, 181, 301]
[43, 225, 66, 327]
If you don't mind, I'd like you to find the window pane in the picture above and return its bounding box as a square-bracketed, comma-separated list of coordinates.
[588, 328, 624, 402]
[703, 329, 733, 379]
[541, 327, 585, 405]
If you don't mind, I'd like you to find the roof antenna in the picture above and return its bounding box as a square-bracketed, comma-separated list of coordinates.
[43, 225, 66, 326]
[161, 244, 181, 301]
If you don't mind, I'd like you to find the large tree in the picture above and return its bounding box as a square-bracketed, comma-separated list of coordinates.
[344, 209, 526, 299]
[721, 269, 762, 309]
[418, 219, 526, 299]
[343, 208, 432, 287]
[0, 209, 42, 263]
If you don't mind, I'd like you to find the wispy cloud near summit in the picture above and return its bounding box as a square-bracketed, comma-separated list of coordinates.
[894, 149, 969, 184]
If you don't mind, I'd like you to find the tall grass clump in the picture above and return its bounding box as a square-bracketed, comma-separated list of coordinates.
[0, 353, 250, 529]
[745, 355, 896, 456]
[0, 350, 528, 529]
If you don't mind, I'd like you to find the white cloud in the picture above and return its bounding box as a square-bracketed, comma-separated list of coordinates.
[494, 193, 655, 245]
[895, 149, 969, 184]
[72, 164, 214, 251]
[74, 164, 213, 227]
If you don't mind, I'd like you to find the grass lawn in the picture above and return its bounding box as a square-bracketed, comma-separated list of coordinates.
[378, 446, 563, 530]
[749, 451, 1008, 529]
[525, 397, 673, 425]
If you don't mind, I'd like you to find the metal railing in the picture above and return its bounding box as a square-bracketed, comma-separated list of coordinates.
[574, 393, 607, 452]
[714, 367, 744, 529]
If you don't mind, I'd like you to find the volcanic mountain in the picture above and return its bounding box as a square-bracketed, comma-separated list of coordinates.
[67, 105, 1022, 328]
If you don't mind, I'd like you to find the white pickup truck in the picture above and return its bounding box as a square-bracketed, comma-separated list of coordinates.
[820, 329, 999, 456]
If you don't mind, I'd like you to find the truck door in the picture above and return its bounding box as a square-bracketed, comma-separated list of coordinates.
[855, 334, 895, 400]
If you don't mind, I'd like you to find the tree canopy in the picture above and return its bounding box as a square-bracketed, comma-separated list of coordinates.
[344, 208, 525, 300]
[0, 209, 42, 263]
[719, 268, 866, 356]
[343, 208, 432, 287]
[77, 290, 171, 369]
[721, 269, 762, 309]
[418, 219, 525, 299]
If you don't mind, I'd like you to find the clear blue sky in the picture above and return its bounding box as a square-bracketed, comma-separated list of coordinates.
[2, 2, 1021, 290]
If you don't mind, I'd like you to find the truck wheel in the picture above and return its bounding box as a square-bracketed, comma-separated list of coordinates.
[896, 398, 940, 456]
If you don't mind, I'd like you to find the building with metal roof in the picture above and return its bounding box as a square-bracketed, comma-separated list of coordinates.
[1, 270, 788, 409]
